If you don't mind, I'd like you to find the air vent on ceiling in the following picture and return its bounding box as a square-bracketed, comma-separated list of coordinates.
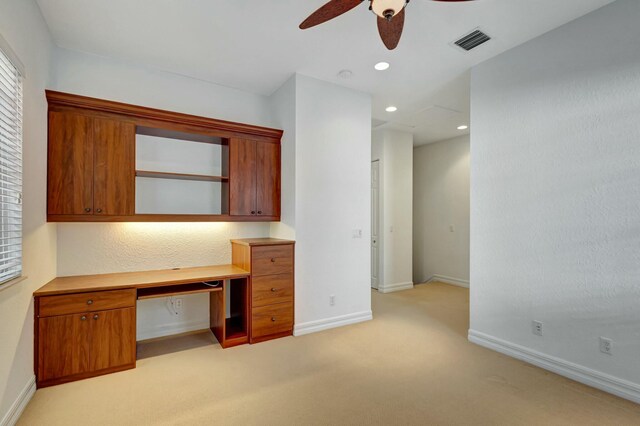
[454, 29, 491, 51]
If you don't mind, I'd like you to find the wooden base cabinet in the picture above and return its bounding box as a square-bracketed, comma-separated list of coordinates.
[231, 239, 295, 343]
[35, 290, 136, 388]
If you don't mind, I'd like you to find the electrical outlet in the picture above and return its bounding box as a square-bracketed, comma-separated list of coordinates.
[329, 295, 335, 306]
[599, 337, 613, 355]
[449, 225, 455, 233]
[532, 320, 543, 336]
[352, 229, 362, 239]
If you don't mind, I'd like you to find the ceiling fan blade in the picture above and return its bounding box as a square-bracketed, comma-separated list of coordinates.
[300, 0, 363, 30]
[377, 8, 405, 50]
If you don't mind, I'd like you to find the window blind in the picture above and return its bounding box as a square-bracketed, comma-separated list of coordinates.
[0, 45, 23, 285]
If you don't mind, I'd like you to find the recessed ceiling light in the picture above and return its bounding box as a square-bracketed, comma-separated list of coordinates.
[374, 62, 390, 71]
[337, 69, 353, 79]
[386, 106, 398, 112]
[457, 125, 469, 130]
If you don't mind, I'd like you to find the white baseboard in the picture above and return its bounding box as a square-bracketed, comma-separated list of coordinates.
[294, 311, 373, 336]
[1, 375, 36, 426]
[468, 329, 640, 404]
[378, 281, 414, 294]
[427, 274, 469, 289]
[137, 320, 210, 341]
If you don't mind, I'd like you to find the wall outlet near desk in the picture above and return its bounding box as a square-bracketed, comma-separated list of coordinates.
[167, 297, 183, 315]
[532, 320, 543, 336]
[599, 337, 613, 355]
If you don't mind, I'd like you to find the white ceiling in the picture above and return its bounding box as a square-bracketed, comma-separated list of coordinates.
[36, 0, 615, 145]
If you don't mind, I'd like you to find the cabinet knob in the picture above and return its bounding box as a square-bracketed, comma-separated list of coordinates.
[96, 208, 102, 213]
[80, 315, 87, 321]
[271, 288, 277, 292]
[251, 211, 256, 215]
[93, 314, 99, 320]
[271, 317, 276, 322]
[257, 211, 262, 215]
[84, 208, 91, 213]
[270, 258, 276, 263]
[87, 299, 93, 305]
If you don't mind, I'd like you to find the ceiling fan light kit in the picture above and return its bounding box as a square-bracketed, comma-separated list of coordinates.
[300, 0, 474, 50]
[370, 0, 409, 20]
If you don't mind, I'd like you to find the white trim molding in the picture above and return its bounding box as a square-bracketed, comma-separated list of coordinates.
[294, 311, 373, 336]
[468, 329, 640, 404]
[1, 375, 35, 426]
[427, 275, 469, 289]
[137, 320, 210, 341]
[377, 281, 414, 294]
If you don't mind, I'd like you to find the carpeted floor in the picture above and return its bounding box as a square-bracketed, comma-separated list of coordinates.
[19, 283, 640, 425]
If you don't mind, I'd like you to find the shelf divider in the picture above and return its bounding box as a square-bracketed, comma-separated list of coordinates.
[136, 170, 229, 182]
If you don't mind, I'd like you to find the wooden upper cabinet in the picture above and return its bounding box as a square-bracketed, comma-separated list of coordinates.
[47, 111, 135, 216]
[46, 91, 282, 222]
[229, 138, 257, 216]
[229, 138, 281, 218]
[93, 119, 135, 215]
[256, 141, 280, 217]
[48, 111, 94, 215]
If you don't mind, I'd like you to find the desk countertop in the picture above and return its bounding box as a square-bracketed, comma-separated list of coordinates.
[34, 264, 250, 296]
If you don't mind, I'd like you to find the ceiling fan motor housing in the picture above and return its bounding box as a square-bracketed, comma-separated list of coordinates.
[370, 0, 409, 20]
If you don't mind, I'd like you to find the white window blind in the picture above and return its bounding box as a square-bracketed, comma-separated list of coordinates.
[0, 45, 23, 285]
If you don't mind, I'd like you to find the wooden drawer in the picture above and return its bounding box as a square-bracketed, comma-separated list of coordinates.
[251, 302, 293, 339]
[38, 289, 136, 318]
[252, 274, 293, 308]
[251, 245, 293, 277]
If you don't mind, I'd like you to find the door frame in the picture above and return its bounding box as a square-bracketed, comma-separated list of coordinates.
[371, 160, 382, 290]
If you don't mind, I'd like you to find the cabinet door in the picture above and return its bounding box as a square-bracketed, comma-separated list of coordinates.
[229, 138, 257, 216]
[89, 307, 136, 372]
[255, 141, 280, 217]
[47, 111, 94, 215]
[38, 313, 90, 382]
[93, 118, 135, 216]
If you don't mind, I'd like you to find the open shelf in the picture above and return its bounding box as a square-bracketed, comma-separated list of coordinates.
[225, 317, 247, 341]
[136, 170, 229, 182]
[137, 282, 223, 300]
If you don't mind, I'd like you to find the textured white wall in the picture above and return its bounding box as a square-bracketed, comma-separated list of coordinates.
[470, 0, 640, 400]
[372, 129, 414, 292]
[268, 75, 296, 240]
[50, 48, 274, 339]
[0, 0, 56, 422]
[294, 74, 372, 328]
[413, 136, 470, 285]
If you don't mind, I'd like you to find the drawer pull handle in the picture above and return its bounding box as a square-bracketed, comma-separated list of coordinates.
[80, 315, 87, 321]
[84, 207, 91, 213]
[93, 314, 99, 320]
[271, 288, 277, 292]
[270, 258, 276, 263]
[87, 299, 94, 305]
[271, 317, 277, 322]
[251, 211, 256, 215]
[96, 208, 102, 213]
[258, 211, 262, 215]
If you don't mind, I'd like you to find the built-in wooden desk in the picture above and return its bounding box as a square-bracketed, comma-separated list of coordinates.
[34, 238, 295, 388]
[34, 264, 251, 388]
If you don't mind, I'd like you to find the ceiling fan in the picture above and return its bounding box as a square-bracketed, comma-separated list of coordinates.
[300, 0, 474, 50]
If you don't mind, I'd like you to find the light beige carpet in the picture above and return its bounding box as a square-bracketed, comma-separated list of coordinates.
[19, 283, 640, 425]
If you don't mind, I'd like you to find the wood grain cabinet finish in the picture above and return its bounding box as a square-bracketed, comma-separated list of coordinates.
[35, 294, 136, 388]
[46, 91, 283, 223]
[229, 138, 281, 219]
[48, 110, 135, 217]
[231, 239, 294, 344]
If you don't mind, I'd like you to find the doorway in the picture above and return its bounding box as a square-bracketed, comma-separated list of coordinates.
[371, 160, 380, 290]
